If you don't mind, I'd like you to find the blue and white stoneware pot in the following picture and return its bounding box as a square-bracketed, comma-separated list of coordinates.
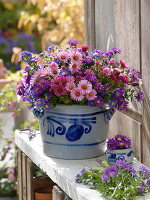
[106, 148, 134, 165]
[33, 105, 115, 159]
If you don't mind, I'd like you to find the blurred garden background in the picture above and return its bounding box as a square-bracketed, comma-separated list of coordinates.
[0, 0, 84, 198]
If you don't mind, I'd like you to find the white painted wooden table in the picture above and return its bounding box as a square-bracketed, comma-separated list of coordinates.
[15, 130, 150, 200]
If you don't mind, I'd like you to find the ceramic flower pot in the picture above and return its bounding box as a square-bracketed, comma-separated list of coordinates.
[106, 148, 134, 165]
[33, 105, 115, 159]
[35, 189, 52, 200]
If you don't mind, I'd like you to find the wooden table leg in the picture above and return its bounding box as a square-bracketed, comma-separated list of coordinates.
[17, 148, 34, 200]
[17, 149, 23, 200]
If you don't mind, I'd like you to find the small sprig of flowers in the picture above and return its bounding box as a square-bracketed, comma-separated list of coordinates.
[16, 40, 144, 111]
[75, 161, 150, 200]
[107, 134, 132, 151]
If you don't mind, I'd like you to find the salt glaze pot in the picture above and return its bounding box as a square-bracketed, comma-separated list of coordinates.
[33, 105, 115, 159]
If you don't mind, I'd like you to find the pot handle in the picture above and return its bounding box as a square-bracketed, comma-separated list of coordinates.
[104, 108, 115, 123]
[32, 108, 45, 118]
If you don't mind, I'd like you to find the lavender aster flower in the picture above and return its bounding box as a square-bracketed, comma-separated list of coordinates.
[135, 91, 144, 102]
[118, 100, 129, 110]
[108, 100, 118, 108]
[94, 97, 104, 107]
[86, 75, 97, 84]
[60, 69, 71, 76]
[100, 174, 109, 183]
[35, 99, 45, 107]
[67, 39, 78, 47]
[47, 45, 55, 51]
[19, 51, 32, 62]
[107, 134, 132, 150]
[146, 178, 150, 185]
[112, 48, 121, 54]
[138, 183, 145, 193]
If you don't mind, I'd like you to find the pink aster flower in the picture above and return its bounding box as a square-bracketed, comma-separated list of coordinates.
[86, 89, 97, 100]
[30, 67, 51, 85]
[85, 69, 95, 76]
[70, 62, 81, 72]
[54, 86, 67, 96]
[67, 75, 75, 82]
[70, 51, 82, 64]
[57, 51, 69, 61]
[78, 80, 92, 94]
[102, 67, 112, 76]
[66, 81, 76, 91]
[120, 59, 129, 68]
[48, 61, 59, 69]
[119, 74, 130, 83]
[50, 68, 60, 77]
[51, 77, 60, 87]
[71, 88, 84, 101]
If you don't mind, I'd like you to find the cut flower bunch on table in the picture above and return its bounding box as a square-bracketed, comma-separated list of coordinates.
[75, 161, 150, 200]
[16, 39, 143, 111]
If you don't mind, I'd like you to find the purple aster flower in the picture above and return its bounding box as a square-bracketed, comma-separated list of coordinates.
[107, 134, 132, 150]
[80, 168, 86, 174]
[89, 52, 100, 59]
[100, 174, 109, 183]
[23, 74, 31, 83]
[24, 90, 34, 101]
[94, 82, 105, 93]
[44, 93, 52, 101]
[113, 88, 124, 100]
[114, 160, 128, 169]
[86, 75, 97, 84]
[94, 97, 104, 107]
[59, 69, 71, 76]
[135, 91, 144, 102]
[43, 103, 52, 110]
[107, 138, 118, 150]
[139, 166, 150, 176]
[75, 174, 82, 183]
[88, 101, 96, 107]
[67, 39, 78, 47]
[104, 51, 114, 56]
[54, 58, 62, 65]
[112, 48, 121, 54]
[146, 178, 150, 185]
[26, 102, 34, 109]
[35, 99, 45, 107]
[131, 70, 139, 82]
[83, 57, 94, 66]
[117, 100, 129, 110]
[104, 84, 112, 92]
[19, 51, 32, 62]
[47, 45, 55, 51]
[104, 166, 117, 177]
[138, 183, 145, 193]
[108, 100, 118, 108]
[23, 65, 31, 72]
[28, 56, 40, 63]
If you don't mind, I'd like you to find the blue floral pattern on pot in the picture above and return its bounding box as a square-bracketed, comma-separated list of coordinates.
[34, 105, 114, 159]
[106, 148, 134, 165]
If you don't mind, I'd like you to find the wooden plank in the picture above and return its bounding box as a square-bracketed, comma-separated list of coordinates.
[84, 0, 96, 50]
[22, 153, 27, 200]
[27, 158, 34, 200]
[114, 0, 140, 70]
[140, 0, 150, 168]
[109, 111, 141, 161]
[17, 149, 23, 200]
[95, 0, 116, 50]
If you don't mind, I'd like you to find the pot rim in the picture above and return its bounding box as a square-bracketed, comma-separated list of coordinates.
[106, 147, 133, 153]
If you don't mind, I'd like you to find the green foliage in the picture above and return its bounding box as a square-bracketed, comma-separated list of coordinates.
[76, 161, 150, 200]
